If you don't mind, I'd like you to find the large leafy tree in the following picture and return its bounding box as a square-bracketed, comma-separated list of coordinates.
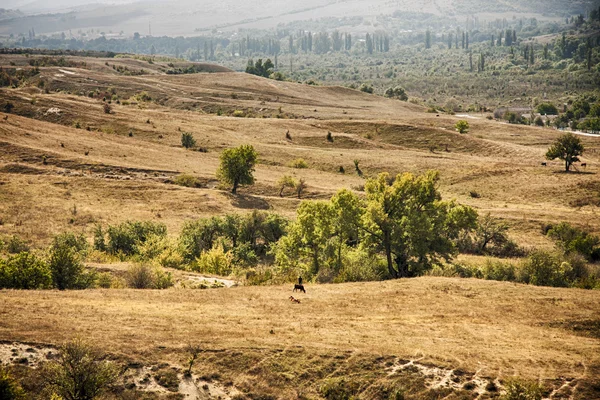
[273, 171, 477, 280]
[217, 145, 258, 194]
[361, 172, 477, 278]
[546, 132, 584, 172]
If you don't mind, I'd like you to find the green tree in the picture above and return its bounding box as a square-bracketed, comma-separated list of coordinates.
[361, 172, 477, 278]
[277, 201, 336, 277]
[545, 132, 584, 172]
[216, 145, 258, 194]
[181, 132, 196, 149]
[48, 232, 95, 290]
[384, 86, 408, 101]
[42, 338, 118, 400]
[455, 120, 469, 133]
[425, 30, 431, 49]
[536, 102, 558, 115]
[245, 58, 274, 78]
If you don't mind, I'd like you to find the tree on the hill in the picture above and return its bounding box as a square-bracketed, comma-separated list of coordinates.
[384, 86, 408, 101]
[536, 103, 558, 115]
[546, 132, 584, 172]
[361, 172, 477, 278]
[245, 58, 274, 78]
[425, 30, 431, 49]
[455, 120, 469, 134]
[217, 145, 258, 194]
[181, 132, 196, 149]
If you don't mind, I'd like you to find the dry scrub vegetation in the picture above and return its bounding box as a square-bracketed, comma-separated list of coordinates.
[1, 53, 600, 398]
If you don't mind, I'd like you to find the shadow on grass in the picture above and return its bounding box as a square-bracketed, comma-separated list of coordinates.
[552, 170, 596, 175]
[228, 193, 271, 210]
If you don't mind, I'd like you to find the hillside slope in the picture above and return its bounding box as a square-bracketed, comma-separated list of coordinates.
[1, 54, 600, 249]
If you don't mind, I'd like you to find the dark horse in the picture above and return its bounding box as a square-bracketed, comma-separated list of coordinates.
[293, 284, 306, 293]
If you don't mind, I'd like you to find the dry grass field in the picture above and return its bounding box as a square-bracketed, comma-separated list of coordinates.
[1, 54, 600, 398]
[2, 278, 600, 399]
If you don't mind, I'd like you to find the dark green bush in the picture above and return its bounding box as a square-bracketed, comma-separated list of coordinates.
[547, 222, 600, 261]
[181, 132, 196, 149]
[48, 232, 95, 290]
[0, 252, 51, 289]
[106, 221, 167, 256]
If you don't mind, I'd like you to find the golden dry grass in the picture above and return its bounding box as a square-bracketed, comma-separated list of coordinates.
[1, 278, 599, 396]
[1, 54, 600, 249]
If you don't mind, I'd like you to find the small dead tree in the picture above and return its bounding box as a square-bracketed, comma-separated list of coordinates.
[184, 344, 202, 377]
[296, 178, 306, 199]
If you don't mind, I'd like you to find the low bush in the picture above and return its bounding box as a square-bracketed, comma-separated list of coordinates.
[181, 132, 196, 149]
[96, 272, 114, 288]
[6, 236, 29, 254]
[479, 259, 517, 281]
[0, 252, 52, 289]
[125, 264, 173, 289]
[519, 250, 587, 288]
[105, 221, 167, 256]
[173, 174, 202, 188]
[41, 338, 119, 400]
[290, 158, 308, 169]
[334, 248, 387, 283]
[48, 232, 95, 290]
[501, 379, 542, 400]
[193, 245, 233, 276]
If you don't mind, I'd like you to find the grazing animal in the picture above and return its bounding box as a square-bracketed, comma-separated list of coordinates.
[85, 151, 90, 156]
[3, 115, 7, 121]
[581, 163, 587, 168]
[289, 296, 301, 304]
[541, 162, 547, 166]
[293, 284, 306, 293]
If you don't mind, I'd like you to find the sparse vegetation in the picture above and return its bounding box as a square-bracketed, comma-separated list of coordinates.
[2, 11, 600, 396]
[290, 158, 308, 169]
[41, 338, 118, 400]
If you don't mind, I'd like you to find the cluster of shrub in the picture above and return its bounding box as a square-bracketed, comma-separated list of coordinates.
[2, 202, 598, 292]
[433, 222, 600, 289]
[90, 214, 287, 281]
[0, 229, 174, 291]
[0, 233, 96, 290]
[0, 67, 40, 88]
